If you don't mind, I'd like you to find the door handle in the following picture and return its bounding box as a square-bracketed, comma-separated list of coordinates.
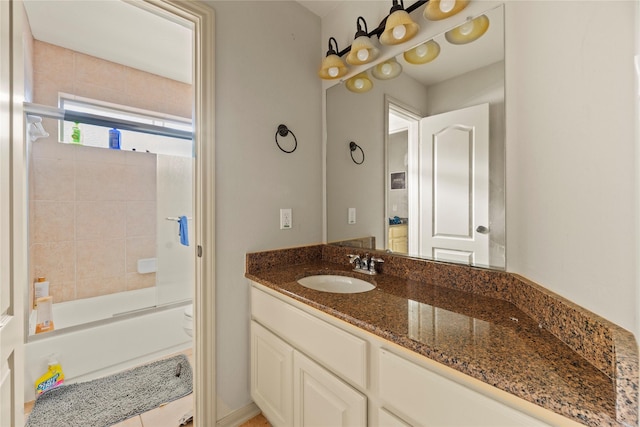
[476, 225, 489, 234]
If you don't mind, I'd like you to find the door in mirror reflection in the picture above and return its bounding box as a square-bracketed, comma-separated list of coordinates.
[419, 103, 489, 265]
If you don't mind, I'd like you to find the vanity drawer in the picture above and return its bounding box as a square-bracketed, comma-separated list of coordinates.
[251, 286, 368, 389]
[378, 348, 548, 426]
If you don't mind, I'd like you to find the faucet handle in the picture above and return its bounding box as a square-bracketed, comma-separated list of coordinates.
[369, 257, 384, 274]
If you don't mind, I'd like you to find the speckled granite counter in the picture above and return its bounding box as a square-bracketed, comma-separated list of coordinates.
[246, 244, 639, 427]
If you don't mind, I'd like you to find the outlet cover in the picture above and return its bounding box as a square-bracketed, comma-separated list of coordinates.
[280, 208, 292, 229]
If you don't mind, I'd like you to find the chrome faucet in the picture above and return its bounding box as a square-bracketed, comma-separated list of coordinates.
[347, 253, 384, 275]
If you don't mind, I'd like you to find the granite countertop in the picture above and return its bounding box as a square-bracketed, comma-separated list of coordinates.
[247, 259, 624, 427]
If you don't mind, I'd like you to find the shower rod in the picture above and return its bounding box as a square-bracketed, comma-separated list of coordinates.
[23, 102, 193, 141]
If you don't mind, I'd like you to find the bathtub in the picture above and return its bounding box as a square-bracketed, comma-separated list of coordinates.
[24, 288, 192, 402]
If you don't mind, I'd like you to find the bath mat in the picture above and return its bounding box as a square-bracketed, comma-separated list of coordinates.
[25, 354, 192, 427]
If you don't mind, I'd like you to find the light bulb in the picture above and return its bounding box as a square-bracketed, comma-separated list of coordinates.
[381, 63, 392, 75]
[439, 0, 455, 13]
[415, 44, 428, 57]
[357, 49, 369, 62]
[392, 25, 406, 40]
[328, 67, 339, 78]
[459, 20, 474, 36]
[354, 79, 364, 89]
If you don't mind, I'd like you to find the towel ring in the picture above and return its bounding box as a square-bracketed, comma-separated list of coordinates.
[275, 124, 297, 153]
[349, 141, 365, 165]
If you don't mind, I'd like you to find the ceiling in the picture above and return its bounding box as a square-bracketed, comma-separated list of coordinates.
[295, 0, 341, 18]
[23, 0, 193, 84]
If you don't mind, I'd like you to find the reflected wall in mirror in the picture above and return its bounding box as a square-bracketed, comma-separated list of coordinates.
[327, 5, 505, 270]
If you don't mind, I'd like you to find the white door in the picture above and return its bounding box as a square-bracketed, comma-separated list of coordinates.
[1, 1, 25, 424]
[293, 351, 366, 427]
[419, 104, 489, 265]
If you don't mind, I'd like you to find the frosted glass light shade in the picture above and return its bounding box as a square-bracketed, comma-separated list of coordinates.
[445, 15, 490, 45]
[372, 58, 402, 80]
[424, 0, 470, 21]
[319, 54, 348, 79]
[346, 36, 380, 65]
[403, 40, 440, 65]
[379, 10, 419, 45]
[346, 72, 373, 93]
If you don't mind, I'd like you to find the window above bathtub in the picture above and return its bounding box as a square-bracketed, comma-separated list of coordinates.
[58, 93, 193, 158]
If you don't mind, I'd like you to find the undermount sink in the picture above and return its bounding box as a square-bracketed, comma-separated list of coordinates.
[297, 275, 375, 294]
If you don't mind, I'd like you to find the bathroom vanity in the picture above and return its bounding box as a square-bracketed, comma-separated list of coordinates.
[246, 245, 638, 427]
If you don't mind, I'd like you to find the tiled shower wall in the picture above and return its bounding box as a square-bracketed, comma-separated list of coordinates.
[29, 40, 191, 306]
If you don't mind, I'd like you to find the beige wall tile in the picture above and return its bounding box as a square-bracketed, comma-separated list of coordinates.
[126, 201, 156, 237]
[76, 161, 128, 201]
[75, 144, 128, 165]
[32, 241, 76, 284]
[32, 156, 75, 201]
[49, 280, 76, 303]
[126, 237, 156, 274]
[30, 41, 191, 304]
[31, 201, 75, 243]
[76, 238, 126, 280]
[76, 201, 127, 240]
[125, 272, 156, 291]
[74, 51, 126, 92]
[76, 275, 127, 299]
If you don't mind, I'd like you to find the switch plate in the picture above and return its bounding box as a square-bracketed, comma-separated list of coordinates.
[280, 208, 292, 230]
[348, 208, 356, 224]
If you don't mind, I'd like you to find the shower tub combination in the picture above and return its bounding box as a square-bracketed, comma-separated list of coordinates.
[24, 288, 192, 402]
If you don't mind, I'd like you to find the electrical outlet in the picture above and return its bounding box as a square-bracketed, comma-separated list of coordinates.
[348, 207, 356, 224]
[280, 208, 292, 230]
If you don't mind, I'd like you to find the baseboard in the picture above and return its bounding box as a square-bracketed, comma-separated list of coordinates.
[216, 402, 261, 427]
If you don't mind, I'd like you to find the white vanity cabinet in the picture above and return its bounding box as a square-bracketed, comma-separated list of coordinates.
[250, 282, 574, 427]
[293, 351, 367, 426]
[251, 321, 294, 426]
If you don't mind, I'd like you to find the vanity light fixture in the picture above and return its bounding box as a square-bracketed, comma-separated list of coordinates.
[319, 37, 348, 79]
[346, 17, 380, 66]
[403, 40, 440, 65]
[379, 0, 420, 46]
[372, 58, 403, 80]
[346, 72, 374, 93]
[445, 14, 490, 45]
[423, 0, 469, 21]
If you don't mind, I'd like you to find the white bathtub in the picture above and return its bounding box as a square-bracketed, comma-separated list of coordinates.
[24, 288, 192, 402]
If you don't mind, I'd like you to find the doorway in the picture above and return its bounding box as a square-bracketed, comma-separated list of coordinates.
[1, 0, 215, 425]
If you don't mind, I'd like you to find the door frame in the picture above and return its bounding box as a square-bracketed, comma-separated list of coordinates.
[385, 96, 422, 255]
[143, 2, 216, 424]
[5, 0, 216, 425]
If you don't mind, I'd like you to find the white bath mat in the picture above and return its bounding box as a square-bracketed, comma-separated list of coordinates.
[25, 354, 192, 427]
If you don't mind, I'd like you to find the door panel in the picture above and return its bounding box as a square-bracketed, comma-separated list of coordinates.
[419, 104, 489, 265]
[293, 351, 366, 427]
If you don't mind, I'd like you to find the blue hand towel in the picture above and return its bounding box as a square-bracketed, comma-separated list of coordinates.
[178, 216, 189, 246]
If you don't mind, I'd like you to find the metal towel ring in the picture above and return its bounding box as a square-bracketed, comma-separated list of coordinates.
[349, 141, 365, 165]
[275, 124, 297, 153]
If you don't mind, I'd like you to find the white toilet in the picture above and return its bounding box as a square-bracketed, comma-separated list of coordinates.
[183, 304, 193, 337]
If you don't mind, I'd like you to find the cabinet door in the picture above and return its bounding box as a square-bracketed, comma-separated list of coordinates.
[251, 321, 293, 427]
[293, 351, 366, 427]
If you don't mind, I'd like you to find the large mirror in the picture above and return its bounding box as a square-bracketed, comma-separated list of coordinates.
[326, 5, 505, 269]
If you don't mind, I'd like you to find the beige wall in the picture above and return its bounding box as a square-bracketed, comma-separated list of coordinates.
[204, 1, 323, 419]
[28, 40, 192, 307]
